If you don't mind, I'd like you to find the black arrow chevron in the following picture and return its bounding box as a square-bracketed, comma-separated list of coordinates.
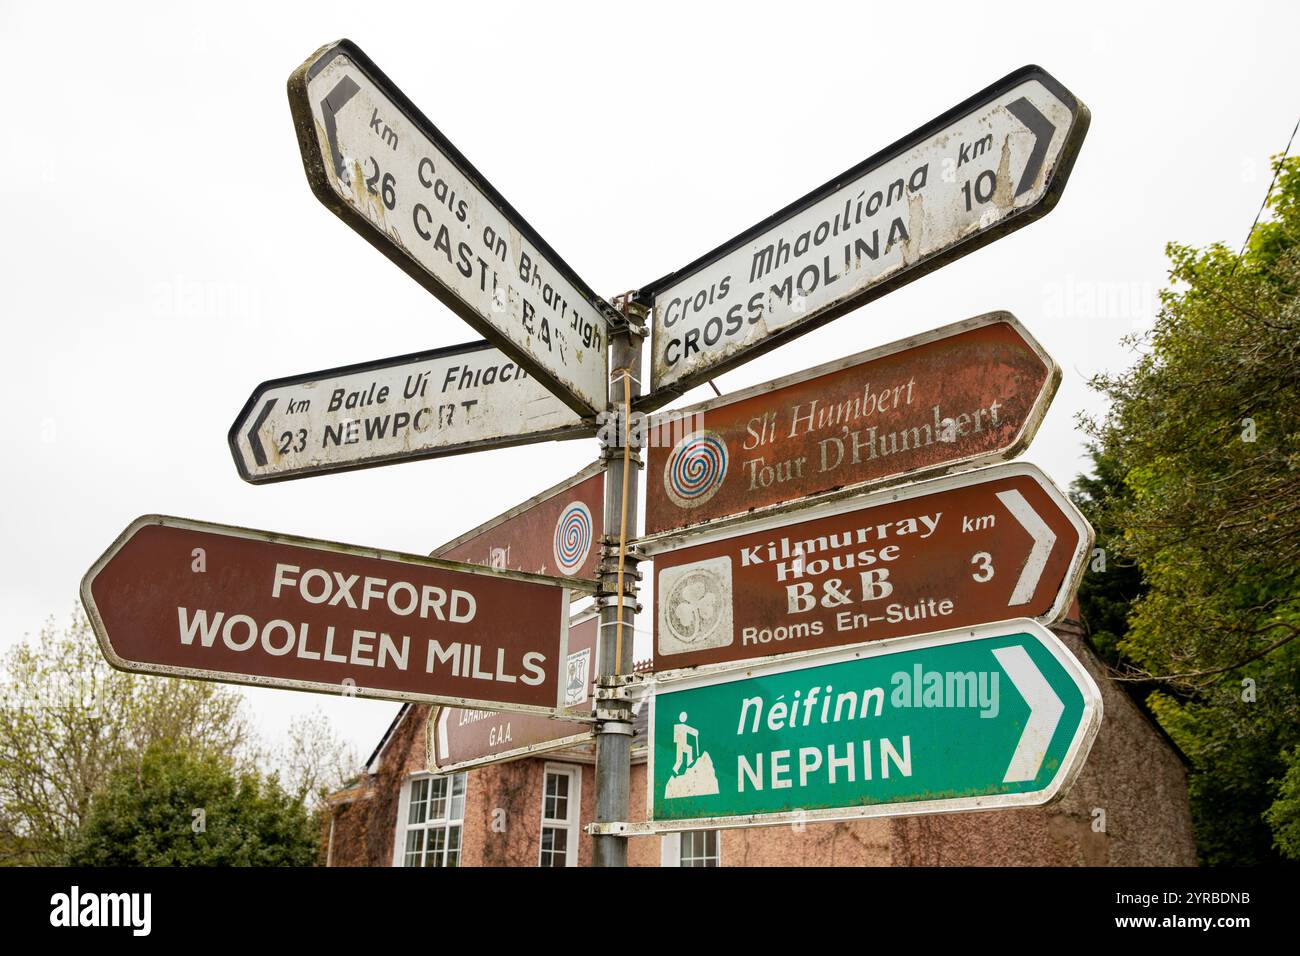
[247, 399, 277, 467]
[1005, 97, 1056, 197]
[320, 75, 361, 183]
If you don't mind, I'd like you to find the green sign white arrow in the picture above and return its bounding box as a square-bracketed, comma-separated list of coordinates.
[639, 619, 1101, 831]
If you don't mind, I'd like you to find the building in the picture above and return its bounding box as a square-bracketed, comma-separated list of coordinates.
[322, 615, 1197, 866]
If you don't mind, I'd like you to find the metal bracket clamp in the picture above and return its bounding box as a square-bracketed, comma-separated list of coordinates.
[595, 593, 640, 612]
[599, 539, 646, 561]
[594, 718, 634, 734]
[595, 673, 643, 688]
[596, 428, 645, 458]
[608, 292, 650, 338]
[597, 556, 643, 579]
[594, 683, 632, 702]
[611, 542, 648, 563]
[585, 821, 630, 836]
[616, 312, 649, 339]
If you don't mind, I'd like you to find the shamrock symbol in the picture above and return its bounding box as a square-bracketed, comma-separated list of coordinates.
[671, 576, 718, 643]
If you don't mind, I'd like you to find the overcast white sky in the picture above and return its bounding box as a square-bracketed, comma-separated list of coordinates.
[2, 1, 1296, 760]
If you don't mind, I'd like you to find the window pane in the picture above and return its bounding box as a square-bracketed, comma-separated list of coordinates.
[548, 773, 569, 799]
[426, 827, 446, 867]
[680, 830, 719, 867]
[429, 776, 449, 822]
[449, 774, 466, 821]
[544, 772, 569, 822]
[404, 828, 425, 867]
[408, 778, 429, 825]
[541, 827, 568, 867]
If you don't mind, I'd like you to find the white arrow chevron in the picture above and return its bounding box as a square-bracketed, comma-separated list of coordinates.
[992, 645, 1065, 782]
[995, 489, 1057, 605]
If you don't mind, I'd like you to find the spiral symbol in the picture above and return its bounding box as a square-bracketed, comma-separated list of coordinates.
[552, 502, 593, 575]
[664, 431, 728, 509]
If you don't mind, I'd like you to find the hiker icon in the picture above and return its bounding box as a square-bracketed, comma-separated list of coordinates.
[665, 711, 719, 799]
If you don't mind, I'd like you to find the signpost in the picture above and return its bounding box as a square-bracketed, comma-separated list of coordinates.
[288, 39, 612, 416]
[432, 462, 604, 581]
[428, 611, 599, 773]
[230, 341, 591, 483]
[75, 42, 1101, 866]
[640, 619, 1101, 830]
[639, 65, 1088, 404]
[81, 516, 593, 716]
[644, 462, 1091, 674]
[643, 312, 1058, 535]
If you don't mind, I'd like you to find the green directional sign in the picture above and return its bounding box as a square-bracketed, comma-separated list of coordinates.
[646, 619, 1101, 830]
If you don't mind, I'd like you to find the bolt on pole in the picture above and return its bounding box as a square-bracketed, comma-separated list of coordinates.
[592, 300, 646, 867]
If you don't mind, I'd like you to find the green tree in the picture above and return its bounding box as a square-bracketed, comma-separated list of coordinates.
[0, 610, 255, 865]
[275, 709, 361, 809]
[1, 608, 357, 865]
[1078, 154, 1300, 864]
[1069, 443, 1147, 666]
[1265, 745, 1300, 858]
[62, 744, 318, 867]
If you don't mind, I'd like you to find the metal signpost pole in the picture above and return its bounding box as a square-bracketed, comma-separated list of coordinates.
[593, 301, 646, 867]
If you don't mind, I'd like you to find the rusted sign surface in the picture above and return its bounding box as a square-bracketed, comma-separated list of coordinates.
[643, 312, 1057, 535]
[230, 341, 590, 483]
[428, 612, 599, 773]
[81, 516, 586, 715]
[645, 463, 1091, 674]
[640, 66, 1088, 404]
[432, 462, 604, 581]
[288, 39, 611, 416]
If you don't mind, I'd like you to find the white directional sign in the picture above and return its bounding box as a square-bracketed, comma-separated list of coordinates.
[230, 341, 590, 483]
[641, 66, 1089, 404]
[289, 39, 612, 416]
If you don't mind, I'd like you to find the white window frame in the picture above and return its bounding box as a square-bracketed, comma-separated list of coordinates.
[392, 771, 466, 867]
[538, 763, 581, 867]
[661, 829, 722, 867]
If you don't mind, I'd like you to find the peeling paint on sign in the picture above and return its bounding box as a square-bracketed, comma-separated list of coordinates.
[431, 462, 605, 582]
[81, 515, 591, 716]
[230, 341, 591, 483]
[643, 312, 1059, 535]
[427, 611, 600, 774]
[288, 40, 611, 415]
[643, 462, 1092, 675]
[641, 66, 1088, 403]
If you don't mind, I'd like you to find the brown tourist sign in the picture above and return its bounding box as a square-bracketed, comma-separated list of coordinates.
[431, 462, 604, 581]
[427, 611, 600, 773]
[81, 516, 591, 715]
[643, 312, 1058, 536]
[642, 462, 1091, 674]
